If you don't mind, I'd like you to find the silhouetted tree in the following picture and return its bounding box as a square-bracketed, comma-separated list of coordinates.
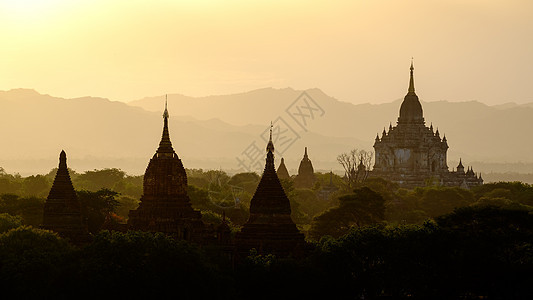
[337, 149, 373, 190]
[0, 194, 44, 226]
[77, 189, 119, 234]
[309, 187, 385, 240]
[0, 213, 22, 233]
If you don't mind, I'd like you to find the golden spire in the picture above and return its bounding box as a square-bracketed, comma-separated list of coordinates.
[408, 58, 415, 94]
[157, 96, 174, 154]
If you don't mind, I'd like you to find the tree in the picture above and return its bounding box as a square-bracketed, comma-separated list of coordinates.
[0, 213, 22, 233]
[74, 168, 126, 191]
[0, 194, 45, 226]
[337, 149, 373, 190]
[0, 226, 74, 297]
[418, 187, 475, 218]
[77, 189, 119, 234]
[309, 187, 385, 240]
[78, 230, 232, 298]
[22, 175, 51, 197]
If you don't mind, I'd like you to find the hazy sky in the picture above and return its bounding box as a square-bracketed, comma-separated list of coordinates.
[2, 0, 532, 105]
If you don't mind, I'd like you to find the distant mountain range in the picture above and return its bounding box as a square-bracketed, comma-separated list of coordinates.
[1, 88, 532, 177]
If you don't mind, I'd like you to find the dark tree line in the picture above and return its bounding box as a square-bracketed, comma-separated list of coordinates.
[1, 205, 532, 299]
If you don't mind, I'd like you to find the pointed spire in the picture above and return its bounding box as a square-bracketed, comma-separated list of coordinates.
[43, 150, 87, 243]
[266, 121, 274, 153]
[435, 128, 440, 137]
[375, 133, 380, 142]
[443, 134, 447, 142]
[457, 158, 464, 172]
[248, 123, 292, 215]
[382, 127, 387, 138]
[47, 150, 79, 210]
[157, 97, 174, 155]
[277, 157, 290, 179]
[265, 122, 275, 170]
[408, 58, 415, 94]
[304, 146, 308, 158]
[163, 94, 169, 119]
[430, 123, 433, 132]
[389, 122, 392, 131]
[59, 150, 67, 169]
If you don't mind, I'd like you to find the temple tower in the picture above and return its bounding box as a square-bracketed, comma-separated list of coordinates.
[128, 100, 205, 242]
[277, 157, 290, 180]
[293, 147, 317, 189]
[371, 62, 482, 188]
[42, 150, 88, 244]
[235, 125, 308, 258]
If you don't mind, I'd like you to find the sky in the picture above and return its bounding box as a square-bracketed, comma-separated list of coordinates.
[1, 0, 533, 105]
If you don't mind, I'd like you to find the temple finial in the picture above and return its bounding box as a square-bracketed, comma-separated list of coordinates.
[266, 122, 275, 153]
[157, 96, 174, 154]
[408, 58, 415, 94]
[59, 150, 67, 168]
[269, 121, 273, 142]
[163, 94, 169, 119]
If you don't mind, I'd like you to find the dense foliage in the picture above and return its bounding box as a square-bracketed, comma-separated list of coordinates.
[0, 206, 531, 298]
[2, 167, 533, 297]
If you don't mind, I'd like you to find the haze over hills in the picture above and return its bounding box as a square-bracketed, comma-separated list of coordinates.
[1, 88, 532, 178]
[0, 89, 360, 175]
[131, 87, 533, 164]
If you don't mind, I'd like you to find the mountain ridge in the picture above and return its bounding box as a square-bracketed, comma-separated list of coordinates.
[1, 88, 532, 176]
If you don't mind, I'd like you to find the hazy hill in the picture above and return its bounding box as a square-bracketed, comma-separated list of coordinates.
[0, 89, 359, 175]
[130, 88, 533, 166]
[1, 88, 532, 177]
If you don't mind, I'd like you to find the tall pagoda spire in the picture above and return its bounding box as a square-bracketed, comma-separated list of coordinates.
[398, 59, 424, 124]
[157, 95, 174, 155]
[250, 123, 291, 215]
[128, 96, 205, 241]
[236, 124, 308, 258]
[408, 58, 415, 94]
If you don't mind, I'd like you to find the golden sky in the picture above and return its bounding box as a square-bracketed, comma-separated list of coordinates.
[1, 0, 532, 104]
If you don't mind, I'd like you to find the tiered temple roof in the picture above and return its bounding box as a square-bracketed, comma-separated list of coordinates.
[293, 147, 317, 189]
[235, 125, 308, 258]
[42, 150, 89, 244]
[371, 62, 482, 188]
[128, 100, 205, 242]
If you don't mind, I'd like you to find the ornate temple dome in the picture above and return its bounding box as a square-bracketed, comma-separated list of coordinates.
[372, 62, 483, 189]
[398, 61, 424, 124]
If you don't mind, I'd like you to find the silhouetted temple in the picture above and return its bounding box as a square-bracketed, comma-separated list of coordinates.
[235, 127, 308, 257]
[372, 62, 483, 188]
[128, 101, 206, 242]
[277, 157, 290, 180]
[293, 147, 317, 189]
[42, 150, 89, 244]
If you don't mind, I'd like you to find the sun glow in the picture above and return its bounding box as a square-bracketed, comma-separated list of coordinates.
[0, 0, 75, 23]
